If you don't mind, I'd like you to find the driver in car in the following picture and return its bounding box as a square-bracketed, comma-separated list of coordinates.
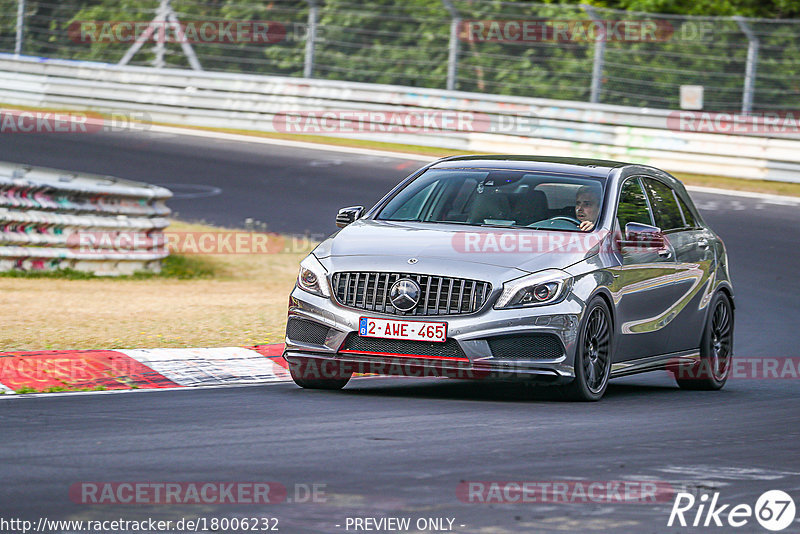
[575, 185, 601, 232]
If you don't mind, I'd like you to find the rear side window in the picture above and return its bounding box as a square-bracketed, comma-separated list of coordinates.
[643, 178, 684, 231]
[616, 178, 653, 229]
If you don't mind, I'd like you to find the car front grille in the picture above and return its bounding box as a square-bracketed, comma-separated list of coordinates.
[487, 334, 565, 360]
[286, 317, 330, 345]
[331, 271, 491, 316]
[340, 333, 467, 359]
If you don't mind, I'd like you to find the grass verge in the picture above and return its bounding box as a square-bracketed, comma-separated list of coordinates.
[0, 220, 312, 351]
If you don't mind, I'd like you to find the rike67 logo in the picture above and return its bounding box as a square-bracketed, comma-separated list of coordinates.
[668, 490, 796, 531]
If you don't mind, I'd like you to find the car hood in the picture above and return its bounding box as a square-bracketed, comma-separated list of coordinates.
[314, 220, 603, 276]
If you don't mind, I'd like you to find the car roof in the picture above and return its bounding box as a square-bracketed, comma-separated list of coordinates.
[429, 155, 628, 178]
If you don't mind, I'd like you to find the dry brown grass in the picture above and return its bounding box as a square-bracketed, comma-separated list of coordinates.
[0, 221, 313, 351]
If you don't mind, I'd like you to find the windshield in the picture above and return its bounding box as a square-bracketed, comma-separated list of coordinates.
[376, 169, 606, 232]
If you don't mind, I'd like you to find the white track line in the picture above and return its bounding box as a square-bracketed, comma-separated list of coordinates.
[0, 375, 386, 400]
[685, 185, 800, 204]
[0, 380, 293, 400]
[150, 125, 436, 162]
[150, 124, 800, 204]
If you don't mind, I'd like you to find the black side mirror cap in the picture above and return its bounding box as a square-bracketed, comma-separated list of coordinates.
[336, 206, 365, 228]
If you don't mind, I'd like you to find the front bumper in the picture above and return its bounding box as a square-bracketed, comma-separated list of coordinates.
[285, 285, 585, 384]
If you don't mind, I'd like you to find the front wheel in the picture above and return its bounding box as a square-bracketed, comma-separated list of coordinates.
[561, 297, 613, 401]
[674, 292, 733, 390]
[288, 356, 353, 390]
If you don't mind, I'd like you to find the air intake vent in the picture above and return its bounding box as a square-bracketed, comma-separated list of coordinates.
[487, 334, 565, 360]
[340, 333, 467, 359]
[331, 272, 491, 316]
[286, 318, 330, 345]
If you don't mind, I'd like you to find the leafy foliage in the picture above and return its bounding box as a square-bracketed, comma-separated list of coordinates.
[2, 0, 798, 110]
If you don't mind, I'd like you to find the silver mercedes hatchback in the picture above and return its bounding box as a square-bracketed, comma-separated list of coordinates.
[284, 156, 734, 400]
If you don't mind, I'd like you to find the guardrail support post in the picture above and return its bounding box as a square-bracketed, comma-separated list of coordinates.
[303, 0, 319, 79]
[735, 16, 759, 115]
[442, 0, 460, 91]
[14, 0, 25, 56]
[119, 0, 202, 71]
[582, 4, 605, 104]
[153, 0, 168, 68]
[168, 9, 202, 70]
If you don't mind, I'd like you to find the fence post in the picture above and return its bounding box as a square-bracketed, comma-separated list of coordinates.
[118, 0, 201, 71]
[734, 16, 759, 115]
[303, 0, 319, 79]
[14, 0, 25, 56]
[441, 0, 460, 91]
[582, 4, 605, 104]
[153, 0, 168, 68]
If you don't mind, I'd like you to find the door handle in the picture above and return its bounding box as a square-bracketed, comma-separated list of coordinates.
[698, 237, 709, 249]
[658, 248, 671, 258]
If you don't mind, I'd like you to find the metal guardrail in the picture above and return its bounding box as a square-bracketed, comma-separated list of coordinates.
[4, 1, 800, 113]
[1, 54, 800, 183]
[0, 161, 171, 275]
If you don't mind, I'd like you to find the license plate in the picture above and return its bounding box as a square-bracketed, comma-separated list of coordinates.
[359, 317, 447, 343]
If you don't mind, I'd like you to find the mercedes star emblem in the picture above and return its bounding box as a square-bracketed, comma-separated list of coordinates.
[389, 279, 421, 312]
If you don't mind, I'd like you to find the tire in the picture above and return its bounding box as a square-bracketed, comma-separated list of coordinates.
[674, 292, 733, 391]
[288, 356, 353, 390]
[562, 297, 613, 401]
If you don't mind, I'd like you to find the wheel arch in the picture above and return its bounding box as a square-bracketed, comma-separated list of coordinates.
[587, 287, 616, 333]
[715, 282, 735, 310]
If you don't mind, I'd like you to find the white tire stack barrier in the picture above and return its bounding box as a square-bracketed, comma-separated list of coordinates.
[0, 162, 172, 275]
[1, 54, 800, 182]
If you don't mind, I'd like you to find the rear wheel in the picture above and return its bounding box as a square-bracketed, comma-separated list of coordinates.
[675, 292, 733, 390]
[288, 356, 352, 390]
[562, 297, 613, 401]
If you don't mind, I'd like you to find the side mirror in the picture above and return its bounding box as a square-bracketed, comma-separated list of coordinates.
[336, 206, 364, 228]
[625, 222, 661, 241]
[624, 222, 665, 250]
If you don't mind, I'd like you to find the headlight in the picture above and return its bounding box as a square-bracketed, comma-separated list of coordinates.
[297, 254, 331, 297]
[495, 269, 573, 309]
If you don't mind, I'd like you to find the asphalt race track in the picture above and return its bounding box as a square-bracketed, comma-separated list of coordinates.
[1, 130, 799, 533]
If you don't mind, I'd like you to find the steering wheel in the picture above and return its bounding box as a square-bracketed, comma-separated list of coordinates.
[549, 216, 581, 226]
